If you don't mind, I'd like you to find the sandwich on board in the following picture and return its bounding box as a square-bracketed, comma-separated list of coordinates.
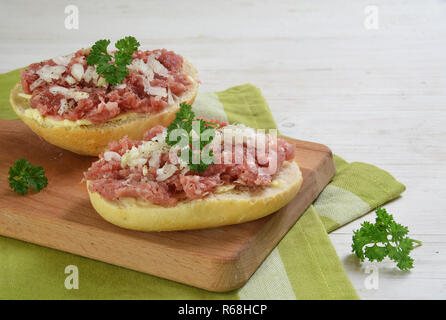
[9, 36, 302, 231]
[10, 37, 199, 156]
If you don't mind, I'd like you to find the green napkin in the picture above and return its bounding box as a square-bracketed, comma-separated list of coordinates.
[0, 70, 405, 300]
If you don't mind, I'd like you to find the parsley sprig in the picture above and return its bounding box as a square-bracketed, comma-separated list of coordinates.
[86, 36, 140, 85]
[166, 103, 218, 173]
[8, 158, 48, 195]
[352, 207, 422, 270]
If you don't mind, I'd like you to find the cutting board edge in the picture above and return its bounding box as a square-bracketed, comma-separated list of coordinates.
[213, 147, 335, 292]
[0, 119, 337, 292]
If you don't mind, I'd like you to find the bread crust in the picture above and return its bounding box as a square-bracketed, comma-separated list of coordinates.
[87, 161, 303, 232]
[10, 59, 199, 156]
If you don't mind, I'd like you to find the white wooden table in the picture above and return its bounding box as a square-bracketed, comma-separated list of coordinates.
[1, 0, 445, 299]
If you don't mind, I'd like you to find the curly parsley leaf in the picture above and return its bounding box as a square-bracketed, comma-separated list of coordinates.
[86, 36, 140, 85]
[166, 103, 195, 144]
[352, 207, 422, 270]
[8, 158, 48, 195]
[166, 103, 218, 173]
[115, 36, 140, 66]
[85, 39, 111, 65]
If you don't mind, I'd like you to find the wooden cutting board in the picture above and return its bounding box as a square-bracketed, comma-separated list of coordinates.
[0, 119, 335, 292]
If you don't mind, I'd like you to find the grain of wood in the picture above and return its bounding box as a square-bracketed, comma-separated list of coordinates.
[0, 0, 444, 299]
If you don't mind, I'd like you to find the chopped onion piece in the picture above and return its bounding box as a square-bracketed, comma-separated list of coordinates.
[71, 63, 84, 81]
[29, 78, 44, 91]
[83, 66, 99, 83]
[37, 65, 66, 82]
[147, 54, 169, 78]
[114, 83, 127, 90]
[103, 151, 122, 162]
[58, 98, 70, 115]
[52, 53, 74, 66]
[148, 151, 161, 168]
[167, 86, 174, 104]
[128, 59, 154, 81]
[65, 76, 76, 85]
[145, 85, 167, 97]
[96, 77, 107, 87]
[49, 86, 89, 101]
[156, 164, 178, 181]
[120, 129, 169, 169]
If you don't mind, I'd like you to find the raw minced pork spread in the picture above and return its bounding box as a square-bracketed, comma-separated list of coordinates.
[20, 49, 192, 124]
[85, 122, 296, 207]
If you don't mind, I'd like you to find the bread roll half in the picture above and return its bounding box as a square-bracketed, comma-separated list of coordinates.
[87, 161, 302, 232]
[10, 59, 199, 156]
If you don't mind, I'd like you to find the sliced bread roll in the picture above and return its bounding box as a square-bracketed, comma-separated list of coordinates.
[10, 59, 199, 156]
[87, 161, 302, 232]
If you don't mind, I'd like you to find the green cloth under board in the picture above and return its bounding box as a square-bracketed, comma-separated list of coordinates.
[0, 70, 405, 299]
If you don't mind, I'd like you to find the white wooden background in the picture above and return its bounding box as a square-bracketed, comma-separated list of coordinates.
[1, 0, 445, 299]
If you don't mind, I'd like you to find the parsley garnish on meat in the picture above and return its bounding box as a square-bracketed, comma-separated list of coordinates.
[166, 103, 218, 173]
[8, 158, 48, 195]
[86, 36, 140, 85]
[352, 207, 422, 270]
